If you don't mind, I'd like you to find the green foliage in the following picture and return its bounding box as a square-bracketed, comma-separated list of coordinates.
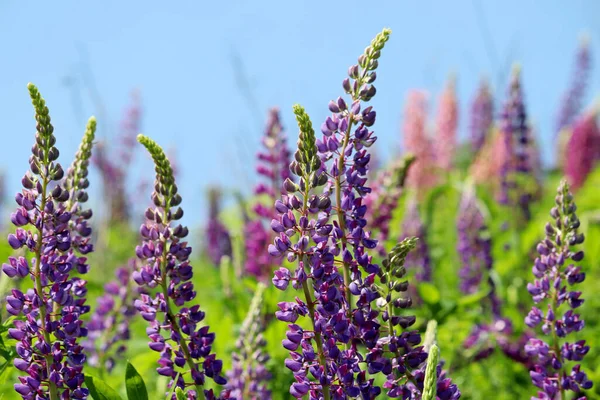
[85, 375, 123, 400]
[125, 362, 148, 400]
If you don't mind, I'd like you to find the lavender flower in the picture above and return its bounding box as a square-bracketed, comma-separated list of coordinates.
[204, 187, 233, 265]
[498, 66, 533, 222]
[244, 107, 292, 279]
[456, 187, 500, 316]
[470, 79, 494, 153]
[225, 283, 271, 399]
[400, 201, 431, 282]
[133, 135, 227, 400]
[565, 109, 600, 190]
[3, 84, 96, 399]
[434, 77, 458, 170]
[524, 180, 592, 398]
[85, 259, 137, 373]
[271, 28, 392, 399]
[364, 155, 415, 256]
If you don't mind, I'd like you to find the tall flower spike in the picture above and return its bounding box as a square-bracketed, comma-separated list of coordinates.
[225, 283, 271, 399]
[134, 135, 227, 400]
[400, 200, 432, 282]
[524, 180, 592, 398]
[470, 78, 494, 153]
[244, 107, 292, 279]
[564, 109, 600, 190]
[271, 28, 393, 400]
[204, 187, 233, 266]
[435, 76, 458, 170]
[3, 84, 95, 400]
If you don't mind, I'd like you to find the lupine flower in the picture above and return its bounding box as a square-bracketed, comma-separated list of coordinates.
[134, 135, 227, 400]
[456, 186, 500, 316]
[3, 84, 96, 399]
[403, 91, 437, 192]
[524, 180, 592, 398]
[84, 259, 137, 373]
[225, 282, 271, 399]
[204, 187, 233, 265]
[364, 155, 415, 256]
[470, 79, 494, 153]
[498, 66, 534, 222]
[271, 29, 392, 399]
[564, 109, 600, 190]
[469, 126, 503, 185]
[435, 77, 458, 170]
[93, 90, 142, 223]
[400, 200, 431, 282]
[244, 107, 291, 279]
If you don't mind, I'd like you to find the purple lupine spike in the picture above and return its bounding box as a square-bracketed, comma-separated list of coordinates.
[84, 259, 138, 373]
[456, 187, 500, 316]
[135, 135, 228, 400]
[3, 85, 96, 400]
[565, 109, 600, 190]
[470, 78, 494, 153]
[244, 107, 292, 279]
[498, 67, 533, 221]
[400, 201, 431, 282]
[435, 76, 458, 170]
[204, 187, 233, 265]
[556, 39, 591, 136]
[225, 283, 271, 398]
[524, 180, 592, 398]
[364, 155, 415, 256]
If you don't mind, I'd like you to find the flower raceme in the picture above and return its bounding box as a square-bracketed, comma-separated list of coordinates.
[525, 180, 592, 398]
[3, 84, 96, 400]
[134, 135, 227, 400]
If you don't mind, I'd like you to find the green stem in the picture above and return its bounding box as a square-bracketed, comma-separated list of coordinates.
[550, 275, 566, 400]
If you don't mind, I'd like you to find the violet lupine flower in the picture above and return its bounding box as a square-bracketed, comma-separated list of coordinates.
[364, 155, 415, 256]
[524, 180, 592, 398]
[225, 283, 271, 399]
[85, 259, 137, 372]
[403, 91, 437, 192]
[3, 85, 96, 400]
[204, 187, 233, 265]
[556, 39, 591, 136]
[244, 107, 292, 279]
[565, 110, 600, 190]
[470, 79, 494, 153]
[400, 201, 431, 282]
[271, 29, 392, 399]
[93, 90, 142, 223]
[134, 135, 227, 400]
[498, 67, 533, 222]
[456, 187, 500, 316]
[435, 77, 458, 170]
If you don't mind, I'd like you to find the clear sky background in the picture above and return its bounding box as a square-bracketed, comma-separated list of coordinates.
[1, 1, 599, 227]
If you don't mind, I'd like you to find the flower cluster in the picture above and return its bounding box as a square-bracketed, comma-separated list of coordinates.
[435, 77, 458, 170]
[85, 259, 137, 373]
[470, 79, 494, 153]
[524, 180, 592, 398]
[3, 84, 96, 399]
[133, 135, 227, 400]
[225, 283, 271, 399]
[204, 187, 233, 265]
[400, 201, 431, 282]
[244, 107, 291, 279]
[565, 109, 600, 190]
[364, 155, 415, 256]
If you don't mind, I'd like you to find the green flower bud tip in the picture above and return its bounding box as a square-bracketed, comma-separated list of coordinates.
[292, 104, 319, 174]
[27, 83, 53, 138]
[423, 320, 438, 352]
[422, 344, 440, 400]
[137, 134, 176, 187]
[66, 116, 97, 193]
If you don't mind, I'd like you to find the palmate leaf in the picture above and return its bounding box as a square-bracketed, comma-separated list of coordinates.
[85, 375, 123, 400]
[125, 362, 149, 400]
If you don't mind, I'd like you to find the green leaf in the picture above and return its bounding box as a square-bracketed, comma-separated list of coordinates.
[175, 387, 187, 400]
[125, 362, 148, 400]
[85, 375, 123, 400]
[418, 282, 441, 305]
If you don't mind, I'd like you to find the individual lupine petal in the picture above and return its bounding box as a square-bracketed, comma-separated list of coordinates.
[136, 135, 226, 397]
[524, 180, 593, 397]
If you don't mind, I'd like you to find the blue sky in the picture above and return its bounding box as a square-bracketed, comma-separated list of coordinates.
[1, 1, 599, 226]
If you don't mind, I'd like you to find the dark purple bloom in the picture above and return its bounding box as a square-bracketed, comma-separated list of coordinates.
[135, 135, 227, 400]
[524, 180, 592, 398]
[3, 85, 96, 400]
[470, 79, 494, 153]
[204, 187, 233, 265]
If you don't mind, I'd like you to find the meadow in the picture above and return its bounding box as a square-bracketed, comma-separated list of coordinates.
[0, 27, 599, 399]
